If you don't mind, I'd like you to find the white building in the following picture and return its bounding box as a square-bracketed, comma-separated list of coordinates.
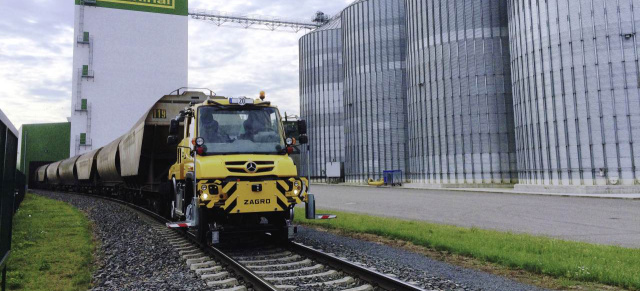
[70, 0, 188, 156]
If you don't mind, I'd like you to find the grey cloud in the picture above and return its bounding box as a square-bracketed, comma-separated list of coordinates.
[28, 88, 69, 99]
[1, 0, 351, 127]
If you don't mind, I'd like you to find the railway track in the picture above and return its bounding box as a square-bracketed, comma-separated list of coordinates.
[54, 191, 426, 291]
[225, 242, 426, 291]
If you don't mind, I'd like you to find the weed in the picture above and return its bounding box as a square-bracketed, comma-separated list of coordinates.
[295, 208, 640, 290]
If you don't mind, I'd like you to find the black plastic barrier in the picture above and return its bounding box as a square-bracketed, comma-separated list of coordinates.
[0, 117, 21, 291]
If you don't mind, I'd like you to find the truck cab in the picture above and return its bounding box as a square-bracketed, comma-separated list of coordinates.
[167, 94, 311, 243]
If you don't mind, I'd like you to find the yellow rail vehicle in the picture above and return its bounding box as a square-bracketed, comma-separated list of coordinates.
[38, 89, 323, 245]
[166, 93, 312, 243]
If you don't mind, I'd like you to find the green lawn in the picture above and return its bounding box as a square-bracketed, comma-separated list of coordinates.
[6, 193, 95, 291]
[295, 208, 640, 290]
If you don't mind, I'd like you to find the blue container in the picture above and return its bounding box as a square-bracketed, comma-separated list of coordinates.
[383, 170, 403, 186]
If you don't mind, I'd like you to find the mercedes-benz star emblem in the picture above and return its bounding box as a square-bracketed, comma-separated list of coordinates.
[246, 162, 258, 173]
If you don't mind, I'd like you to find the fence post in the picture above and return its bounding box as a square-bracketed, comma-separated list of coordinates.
[2, 265, 6, 291]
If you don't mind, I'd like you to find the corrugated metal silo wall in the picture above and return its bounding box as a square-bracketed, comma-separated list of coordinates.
[406, 0, 518, 185]
[343, 0, 408, 183]
[299, 20, 345, 181]
[508, 0, 640, 186]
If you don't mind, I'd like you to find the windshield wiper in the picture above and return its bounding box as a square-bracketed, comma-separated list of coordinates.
[208, 152, 280, 155]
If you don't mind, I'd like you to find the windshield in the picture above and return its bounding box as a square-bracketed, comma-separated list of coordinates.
[197, 106, 285, 154]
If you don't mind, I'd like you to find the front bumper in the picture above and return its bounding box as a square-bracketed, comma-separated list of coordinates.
[197, 178, 308, 214]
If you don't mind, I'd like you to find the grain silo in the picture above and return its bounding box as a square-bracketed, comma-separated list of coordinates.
[509, 0, 640, 190]
[299, 17, 345, 181]
[406, 0, 517, 186]
[342, 0, 408, 183]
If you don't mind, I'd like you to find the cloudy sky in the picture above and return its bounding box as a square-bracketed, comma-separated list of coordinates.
[0, 0, 349, 129]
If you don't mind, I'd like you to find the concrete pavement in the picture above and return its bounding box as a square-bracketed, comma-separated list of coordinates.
[309, 184, 640, 248]
[401, 183, 640, 199]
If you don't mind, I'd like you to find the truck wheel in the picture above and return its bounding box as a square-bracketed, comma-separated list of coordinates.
[196, 207, 208, 244]
[158, 181, 172, 218]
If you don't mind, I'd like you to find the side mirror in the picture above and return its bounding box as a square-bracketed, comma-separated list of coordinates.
[297, 120, 307, 135]
[298, 135, 308, 145]
[169, 119, 179, 135]
[167, 135, 179, 146]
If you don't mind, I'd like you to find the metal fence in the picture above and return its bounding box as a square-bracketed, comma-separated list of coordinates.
[1, 116, 24, 291]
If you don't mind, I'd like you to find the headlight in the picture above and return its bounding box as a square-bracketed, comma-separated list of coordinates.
[293, 181, 302, 195]
[201, 185, 208, 191]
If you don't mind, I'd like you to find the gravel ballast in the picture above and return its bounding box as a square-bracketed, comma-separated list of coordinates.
[37, 192, 207, 291]
[296, 226, 550, 291]
[36, 191, 549, 291]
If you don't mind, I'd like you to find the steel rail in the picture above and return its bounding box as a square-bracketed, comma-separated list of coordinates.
[183, 232, 278, 291]
[38, 191, 425, 290]
[288, 241, 427, 291]
[39, 191, 279, 291]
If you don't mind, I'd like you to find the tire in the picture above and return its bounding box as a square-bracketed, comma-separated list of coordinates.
[158, 181, 173, 218]
[196, 206, 208, 244]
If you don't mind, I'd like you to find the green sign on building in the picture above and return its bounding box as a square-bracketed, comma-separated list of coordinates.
[75, 0, 188, 16]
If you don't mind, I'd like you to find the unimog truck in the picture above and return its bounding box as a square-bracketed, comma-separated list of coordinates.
[166, 92, 326, 244]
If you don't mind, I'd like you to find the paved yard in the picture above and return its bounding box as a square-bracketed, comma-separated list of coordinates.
[309, 185, 640, 248]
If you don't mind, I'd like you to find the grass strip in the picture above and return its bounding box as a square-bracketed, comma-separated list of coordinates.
[294, 208, 640, 290]
[7, 193, 95, 291]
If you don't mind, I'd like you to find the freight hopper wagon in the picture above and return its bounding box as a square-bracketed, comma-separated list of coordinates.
[43, 91, 208, 199]
[40, 90, 329, 244]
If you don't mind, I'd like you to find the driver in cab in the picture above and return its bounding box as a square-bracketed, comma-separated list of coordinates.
[200, 113, 231, 143]
[239, 111, 271, 142]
